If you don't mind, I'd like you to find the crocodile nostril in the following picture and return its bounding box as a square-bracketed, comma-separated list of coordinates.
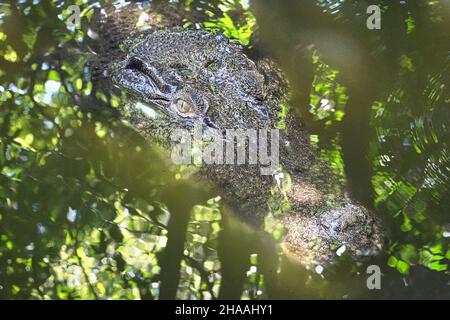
[126, 56, 145, 72]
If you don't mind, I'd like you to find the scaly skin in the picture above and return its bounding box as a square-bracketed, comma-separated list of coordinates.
[94, 4, 384, 265]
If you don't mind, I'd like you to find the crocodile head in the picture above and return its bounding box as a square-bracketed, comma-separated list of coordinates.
[110, 29, 280, 137]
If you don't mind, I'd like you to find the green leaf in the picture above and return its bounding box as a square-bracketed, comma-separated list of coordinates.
[23, 28, 37, 49]
[396, 260, 410, 274]
[401, 215, 413, 232]
[399, 244, 417, 264]
[427, 261, 447, 272]
[48, 70, 60, 81]
[387, 255, 398, 267]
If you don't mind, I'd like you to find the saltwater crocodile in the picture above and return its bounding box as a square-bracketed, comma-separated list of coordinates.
[92, 3, 384, 265]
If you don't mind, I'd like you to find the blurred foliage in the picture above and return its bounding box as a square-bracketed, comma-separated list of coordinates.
[0, 0, 448, 300]
[304, 0, 449, 280]
[0, 0, 267, 300]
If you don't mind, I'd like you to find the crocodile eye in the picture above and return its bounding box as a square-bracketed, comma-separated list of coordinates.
[171, 99, 194, 117]
[176, 99, 192, 113]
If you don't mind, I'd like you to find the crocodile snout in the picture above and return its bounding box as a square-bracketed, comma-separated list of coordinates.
[281, 202, 384, 265]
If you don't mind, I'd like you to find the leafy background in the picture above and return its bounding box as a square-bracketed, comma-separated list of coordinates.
[0, 0, 448, 299]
